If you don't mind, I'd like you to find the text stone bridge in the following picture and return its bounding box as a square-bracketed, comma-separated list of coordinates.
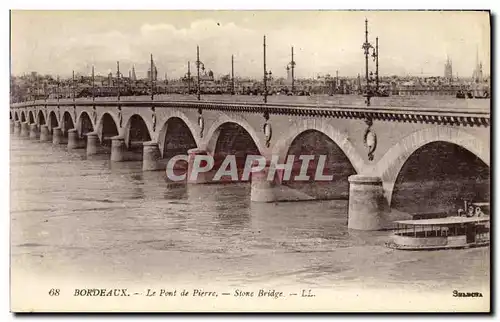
[10, 95, 490, 231]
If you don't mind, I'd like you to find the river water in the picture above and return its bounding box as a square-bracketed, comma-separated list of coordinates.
[10, 137, 490, 308]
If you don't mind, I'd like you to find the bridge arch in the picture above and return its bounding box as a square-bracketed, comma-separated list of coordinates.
[123, 114, 152, 149]
[28, 110, 35, 124]
[272, 118, 365, 174]
[76, 111, 94, 137]
[96, 112, 120, 144]
[13, 111, 19, 121]
[20, 111, 26, 122]
[203, 113, 265, 155]
[377, 126, 490, 206]
[61, 111, 75, 134]
[37, 109, 46, 126]
[48, 111, 59, 132]
[158, 112, 199, 159]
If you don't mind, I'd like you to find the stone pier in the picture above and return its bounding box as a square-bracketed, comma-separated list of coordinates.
[142, 141, 162, 171]
[21, 122, 29, 138]
[10, 120, 14, 134]
[52, 127, 62, 145]
[250, 159, 278, 202]
[14, 121, 21, 136]
[347, 175, 385, 230]
[67, 129, 79, 149]
[29, 123, 38, 139]
[187, 149, 212, 184]
[39, 125, 50, 142]
[86, 132, 99, 156]
[110, 136, 126, 162]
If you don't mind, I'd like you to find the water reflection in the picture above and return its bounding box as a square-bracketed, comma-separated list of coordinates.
[163, 182, 188, 200]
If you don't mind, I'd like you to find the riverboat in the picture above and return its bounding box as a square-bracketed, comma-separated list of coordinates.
[386, 202, 490, 251]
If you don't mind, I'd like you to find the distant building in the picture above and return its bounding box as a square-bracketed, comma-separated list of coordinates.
[444, 56, 453, 81]
[147, 64, 158, 81]
[472, 50, 483, 83]
[194, 70, 214, 82]
[131, 66, 137, 81]
[107, 72, 113, 86]
[286, 66, 292, 84]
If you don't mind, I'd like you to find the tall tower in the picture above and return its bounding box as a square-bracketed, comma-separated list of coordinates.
[444, 56, 453, 81]
[147, 61, 158, 81]
[107, 72, 113, 86]
[473, 46, 483, 83]
[131, 65, 137, 81]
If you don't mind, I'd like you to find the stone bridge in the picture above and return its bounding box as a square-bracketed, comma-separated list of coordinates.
[10, 95, 490, 230]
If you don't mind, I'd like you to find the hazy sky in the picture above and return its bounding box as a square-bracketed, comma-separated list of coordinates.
[10, 10, 490, 79]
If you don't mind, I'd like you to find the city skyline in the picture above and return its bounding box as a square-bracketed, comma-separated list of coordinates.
[11, 11, 490, 79]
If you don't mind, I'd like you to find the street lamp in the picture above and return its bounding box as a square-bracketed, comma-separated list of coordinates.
[286, 46, 296, 94]
[185, 61, 192, 95]
[196, 45, 205, 101]
[231, 54, 235, 95]
[150, 54, 155, 100]
[361, 18, 379, 106]
[72, 70, 76, 102]
[263, 35, 272, 103]
[56, 75, 60, 103]
[92, 65, 95, 102]
[375, 37, 379, 92]
[33, 76, 37, 103]
[116, 61, 121, 101]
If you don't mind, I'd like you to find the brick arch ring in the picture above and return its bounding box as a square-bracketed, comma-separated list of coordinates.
[271, 118, 366, 174]
[122, 113, 155, 149]
[376, 126, 490, 205]
[35, 108, 48, 126]
[95, 111, 121, 142]
[76, 110, 96, 135]
[202, 112, 267, 155]
[156, 110, 202, 157]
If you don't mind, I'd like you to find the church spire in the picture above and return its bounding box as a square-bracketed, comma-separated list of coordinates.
[131, 65, 137, 81]
[476, 44, 479, 67]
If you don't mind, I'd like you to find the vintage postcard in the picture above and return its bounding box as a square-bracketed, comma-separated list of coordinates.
[9, 10, 490, 312]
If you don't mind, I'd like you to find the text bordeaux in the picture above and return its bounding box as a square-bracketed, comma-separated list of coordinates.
[74, 288, 130, 297]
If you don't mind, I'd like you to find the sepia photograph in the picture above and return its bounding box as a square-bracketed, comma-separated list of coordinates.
[8, 8, 491, 312]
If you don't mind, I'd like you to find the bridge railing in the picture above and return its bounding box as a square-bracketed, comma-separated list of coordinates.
[10, 94, 490, 117]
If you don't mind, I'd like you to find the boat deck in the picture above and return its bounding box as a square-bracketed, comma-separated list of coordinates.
[394, 216, 490, 226]
[385, 241, 490, 251]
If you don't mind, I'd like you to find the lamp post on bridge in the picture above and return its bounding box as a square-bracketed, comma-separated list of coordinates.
[56, 75, 60, 103]
[116, 61, 121, 101]
[231, 54, 235, 95]
[361, 18, 378, 106]
[185, 61, 192, 95]
[164, 72, 168, 95]
[33, 77, 37, 103]
[196, 45, 205, 101]
[286, 46, 296, 95]
[375, 37, 379, 92]
[150, 54, 155, 101]
[43, 81, 47, 103]
[72, 70, 76, 103]
[92, 65, 95, 102]
[263, 35, 272, 104]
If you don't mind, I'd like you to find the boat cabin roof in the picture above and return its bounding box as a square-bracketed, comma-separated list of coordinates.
[394, 216, 490, 226]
